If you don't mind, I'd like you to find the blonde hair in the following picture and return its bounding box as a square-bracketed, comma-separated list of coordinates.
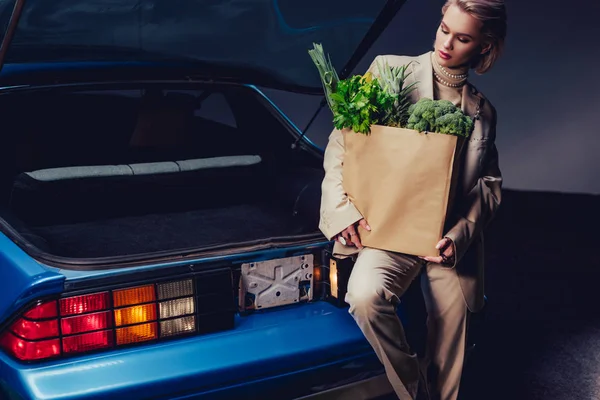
[442, 0, 507, 74]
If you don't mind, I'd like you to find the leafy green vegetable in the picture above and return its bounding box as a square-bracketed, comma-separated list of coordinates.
[330, 73, 395, 134]
[307, 42, 474, 138]
[308, 43, 417, 135]
[308, 43, 339, 113]
[407, 98, 474, 138]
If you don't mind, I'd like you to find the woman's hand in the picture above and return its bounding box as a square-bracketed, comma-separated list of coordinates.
[420, 237, 456, 266]
[335, 219, 371, 249]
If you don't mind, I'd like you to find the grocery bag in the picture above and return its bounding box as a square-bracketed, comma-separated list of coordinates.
[342, 125, 459, 257]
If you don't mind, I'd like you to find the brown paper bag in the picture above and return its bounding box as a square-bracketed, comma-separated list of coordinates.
[342, 125, 458, 257]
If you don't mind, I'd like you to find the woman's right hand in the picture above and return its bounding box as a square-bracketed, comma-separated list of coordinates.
[335, 219, 371, 249]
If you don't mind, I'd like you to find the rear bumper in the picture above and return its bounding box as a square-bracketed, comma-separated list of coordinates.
[0, 302, 383, 400]
[294, 373, 393, 400]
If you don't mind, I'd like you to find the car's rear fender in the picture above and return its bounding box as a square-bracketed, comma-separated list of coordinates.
[0, 233, 65, 325]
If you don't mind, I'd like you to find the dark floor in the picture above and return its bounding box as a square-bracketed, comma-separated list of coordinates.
[374, 189, 600, 400]
[458, 189, 600, 400]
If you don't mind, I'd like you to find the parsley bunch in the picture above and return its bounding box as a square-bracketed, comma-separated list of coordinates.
[329, 73, 395, 134]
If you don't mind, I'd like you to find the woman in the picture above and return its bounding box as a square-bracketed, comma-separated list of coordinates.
[318, 1, 507, 399]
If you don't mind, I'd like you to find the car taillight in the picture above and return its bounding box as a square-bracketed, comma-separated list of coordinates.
[0, 270, 235, 362]
[0, 299, 61, 361]
[60, 292, 109, 316]
[157, 279, 196, 337]
[323, 252, 354, 308]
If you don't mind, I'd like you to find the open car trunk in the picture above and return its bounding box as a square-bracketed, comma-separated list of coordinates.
[7, 158, 323, 259]
[0, 0, 410, 265]
[0, 83, 325, 262]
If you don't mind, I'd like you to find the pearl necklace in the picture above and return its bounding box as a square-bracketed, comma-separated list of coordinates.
[432, 53, 468, 88]
[433, 71, 466, 88]
[437, 63, 468, 80]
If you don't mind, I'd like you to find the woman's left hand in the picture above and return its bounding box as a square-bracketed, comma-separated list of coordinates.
[420, 237, 456, 266]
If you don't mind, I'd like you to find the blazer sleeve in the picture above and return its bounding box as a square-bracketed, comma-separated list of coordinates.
[444, 106, 503, 267]
[318, 56, 383, 240]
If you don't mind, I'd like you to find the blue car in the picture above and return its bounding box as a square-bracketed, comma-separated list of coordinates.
[0, 0, 481, 399]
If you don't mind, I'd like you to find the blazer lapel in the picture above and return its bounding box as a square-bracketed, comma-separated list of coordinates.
[409, 51, 434, 102]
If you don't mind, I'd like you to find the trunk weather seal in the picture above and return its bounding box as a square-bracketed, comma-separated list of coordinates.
[0, 0, 26, 74]
[0, 215, 327, 270]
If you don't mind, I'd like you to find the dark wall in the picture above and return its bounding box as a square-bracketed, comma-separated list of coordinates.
[264, 0, 600, 195]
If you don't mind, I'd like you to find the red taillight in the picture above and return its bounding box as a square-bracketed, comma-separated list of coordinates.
[62, 330, 113, 354]
[0, 299, 61, 361]
[0, 272, 235, 362]
[58, 294, 113, 355]
[60, 292, 109, 316]
[11, 318, 59, 340]
[61, 311, 112, 335]
[23, 301, 57, 319]
[0, 333, 60, 361]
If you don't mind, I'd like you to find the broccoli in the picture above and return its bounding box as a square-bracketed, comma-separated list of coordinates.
[407, 98, 436, 132]
[433, 100, 456, 118]
[436, 111, 474, 137]
[406, 98, 474, 138]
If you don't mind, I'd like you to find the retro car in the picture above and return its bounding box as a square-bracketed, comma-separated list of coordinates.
[0, 0, 481, 398]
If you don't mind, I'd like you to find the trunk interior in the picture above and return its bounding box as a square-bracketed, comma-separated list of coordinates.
[0, 83, 324, 260]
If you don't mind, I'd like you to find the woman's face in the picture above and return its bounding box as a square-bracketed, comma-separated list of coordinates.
[434, 4, 489, 69]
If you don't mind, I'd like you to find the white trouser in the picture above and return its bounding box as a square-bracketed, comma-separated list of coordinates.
[345, 247, 468, 400]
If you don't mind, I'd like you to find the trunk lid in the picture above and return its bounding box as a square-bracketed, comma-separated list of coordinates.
[0, 0, 406, 91]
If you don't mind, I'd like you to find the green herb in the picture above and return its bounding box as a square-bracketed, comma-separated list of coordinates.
[329, 73, 395, 134]
[406, 98, 474, 138]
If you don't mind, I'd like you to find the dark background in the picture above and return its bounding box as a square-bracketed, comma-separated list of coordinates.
[0, 0, 597, 398]
[265, 0, 600, 195]
[264, 0, 600, 398]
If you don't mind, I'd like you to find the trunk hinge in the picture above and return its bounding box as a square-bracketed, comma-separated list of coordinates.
[291, 96, 327, 150]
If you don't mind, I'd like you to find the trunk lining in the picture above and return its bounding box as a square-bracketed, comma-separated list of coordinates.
[30, 203, 309, 258]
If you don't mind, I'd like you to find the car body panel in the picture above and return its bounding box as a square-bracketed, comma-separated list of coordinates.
[0, 233, 64, 324]
[0, 301, 380, 400]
